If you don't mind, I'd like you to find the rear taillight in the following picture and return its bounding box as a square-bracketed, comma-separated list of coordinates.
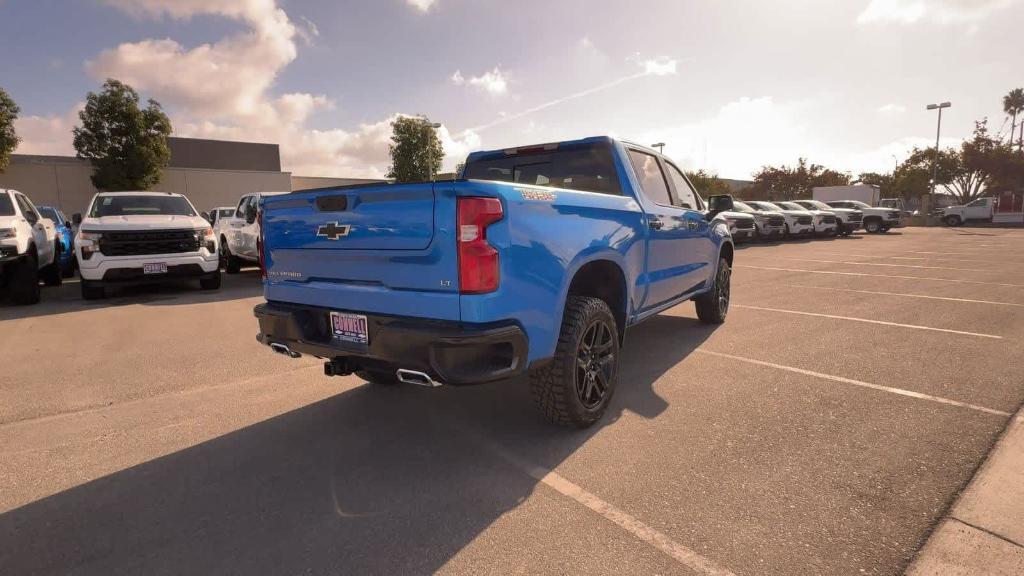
[257, 208, 266, 280]
[457, 197, 503, 294]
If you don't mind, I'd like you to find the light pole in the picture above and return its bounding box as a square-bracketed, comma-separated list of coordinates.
[426, 121, 442, 181]
[926, 102, 950, 214]
[651, 142, 665, 154]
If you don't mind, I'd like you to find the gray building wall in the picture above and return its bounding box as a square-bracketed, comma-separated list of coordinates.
[0, 155, 291, 216]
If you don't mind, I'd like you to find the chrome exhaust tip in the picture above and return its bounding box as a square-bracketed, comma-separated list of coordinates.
[396, 369, 443, 387]
[269, 342, 301, 358]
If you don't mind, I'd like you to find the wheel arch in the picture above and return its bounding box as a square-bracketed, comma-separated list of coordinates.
[564, 257, 629, 345]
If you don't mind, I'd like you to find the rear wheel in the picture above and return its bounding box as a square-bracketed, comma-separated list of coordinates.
[695, 257, 731, 324]
[530, 296, 619, 428]
[944, 215, 962, 227]
[10, 252, 41, 305]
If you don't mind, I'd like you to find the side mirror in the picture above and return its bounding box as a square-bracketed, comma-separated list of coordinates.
[706, 195, 735, 217]
[72, 213, 82, 226]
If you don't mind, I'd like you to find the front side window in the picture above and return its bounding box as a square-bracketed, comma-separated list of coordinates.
[626, 150, 672, 206]
[235, 196, 252, 218]
[89, 195, 197, 218]
[219, 208, 235, 218]
[664, 163, 699, 210]
[15, 195, 39, 224]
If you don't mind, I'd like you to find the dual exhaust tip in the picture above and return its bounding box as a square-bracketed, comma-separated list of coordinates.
[269, 342, 442, 387]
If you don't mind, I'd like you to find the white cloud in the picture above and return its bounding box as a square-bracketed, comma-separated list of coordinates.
[406, 0, 437, 13]
[878, 103, 907, 113]
[451, 67, 508, 95]
[641, 58, 677, 76]
[34, 0, 477, 177]
[857, 0, 1018, 24]
[13, 106, 82, 156]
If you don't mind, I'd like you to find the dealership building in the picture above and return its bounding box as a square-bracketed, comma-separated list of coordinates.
[0, 137, 382, 216]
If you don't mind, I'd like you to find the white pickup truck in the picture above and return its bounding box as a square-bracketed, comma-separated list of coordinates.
[0, 189, 62, 304]
[73, 191, 221, 299]
[942, 197, 995, 226]
[825, 200, 902, 233]
[219, 191, 288, 273]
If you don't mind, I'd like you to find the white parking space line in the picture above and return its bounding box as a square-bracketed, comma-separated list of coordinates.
[737, 265, 1024, 288]
[696, 350, 1012, 417]
[778, 284, 1024, 308]
[470, 435, 737, 576]
[767, 256, 991, 273]
[732, 304, 1003, 339]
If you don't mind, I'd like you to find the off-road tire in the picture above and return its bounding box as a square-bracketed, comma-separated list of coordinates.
[695, 257, 731, 324]
[221, 237, 242, 274]
[80, 279, 105, 300]
[357, 370, 401, 386]
[10, 251, 41, 305]
[41, 244, 62, 287]
[199, 271, 222, 290]
[529, 296, 619, 428]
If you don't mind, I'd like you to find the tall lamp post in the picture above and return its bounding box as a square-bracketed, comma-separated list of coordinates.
[651, 142, 665, 154]
[426, 121, 442, 181]
[926, 102, 950, 215]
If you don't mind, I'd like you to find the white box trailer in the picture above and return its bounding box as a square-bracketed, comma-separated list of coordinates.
[813, 185, 880, 206]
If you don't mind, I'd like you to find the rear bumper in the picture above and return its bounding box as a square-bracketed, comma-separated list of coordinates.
[254, 301, 529, 385]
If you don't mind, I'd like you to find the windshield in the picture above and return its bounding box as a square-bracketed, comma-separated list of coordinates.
[804, 200, 832, 210]
[749, 201, 781, 212]
[463, 142, 622, 195]
[846, 200, 870, 209]
[0, 194, 15, 216]
[89, 195, 197, 218]
[38, 207, 61, 223]
[731, 201, 755, 213]
[780, 202, 807, 211]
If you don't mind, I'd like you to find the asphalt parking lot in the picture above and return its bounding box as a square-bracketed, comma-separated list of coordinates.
[2, 227, 1022, 575]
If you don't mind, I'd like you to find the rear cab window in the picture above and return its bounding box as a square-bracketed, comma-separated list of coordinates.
[463, 141, 623, 195]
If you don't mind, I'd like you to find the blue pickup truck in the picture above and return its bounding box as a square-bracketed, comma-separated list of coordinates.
[255, 136, 735, 427]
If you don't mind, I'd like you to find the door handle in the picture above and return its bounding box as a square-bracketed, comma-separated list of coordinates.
[648, 218, 664, 230]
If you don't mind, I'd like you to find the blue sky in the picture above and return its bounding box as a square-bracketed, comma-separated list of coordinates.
[2, 0, 1022, 178]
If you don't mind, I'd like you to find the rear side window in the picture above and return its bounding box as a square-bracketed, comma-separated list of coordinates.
[15, 194, 40, 223]
[0, 194, 14, 216]
[463, 143, 622, 195]
[626, 150, 672, 206]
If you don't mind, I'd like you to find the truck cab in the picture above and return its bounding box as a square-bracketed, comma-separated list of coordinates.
[942, 197, 995, 226]
[254, 136, 734, 428]
[220, 192, 289, 273]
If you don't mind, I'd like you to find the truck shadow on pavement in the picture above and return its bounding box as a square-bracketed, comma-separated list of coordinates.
[0, 269, 264, 321]
[0, 314, 716, 575]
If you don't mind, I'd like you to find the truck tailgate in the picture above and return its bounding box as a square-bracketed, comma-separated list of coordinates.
[261, 182, 462, 320]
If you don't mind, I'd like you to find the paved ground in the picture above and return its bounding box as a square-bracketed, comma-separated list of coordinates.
[1, 227, 1022, 575]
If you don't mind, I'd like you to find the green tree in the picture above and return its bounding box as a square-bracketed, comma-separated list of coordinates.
[1004, 88, 1024, 150]
[386, 116, 443, 182]
[685, 169, 732, 197]
[72, 79, 172, 191]
[0, 87, 20, 173]
[748, 158, 850, 200]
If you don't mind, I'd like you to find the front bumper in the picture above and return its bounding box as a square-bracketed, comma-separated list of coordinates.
[78, 251, 219, 282]
[254, 301, 529, 385]
[729, 227, 756, 242]
[788, 222, 815, 235]
[813, 220, 838, 234]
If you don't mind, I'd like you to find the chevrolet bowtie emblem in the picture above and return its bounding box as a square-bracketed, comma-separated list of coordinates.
[317, 222, 351, 240]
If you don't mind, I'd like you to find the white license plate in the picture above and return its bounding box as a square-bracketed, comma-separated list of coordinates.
[143, 263, 168, 275]
[330, 312, 369, 344]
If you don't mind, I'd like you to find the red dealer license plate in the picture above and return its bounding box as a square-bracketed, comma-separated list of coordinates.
[330, 311, 369, 344]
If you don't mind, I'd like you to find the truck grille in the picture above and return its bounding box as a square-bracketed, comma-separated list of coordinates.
[849, 212, 863, 222]
[796, 216, 813, 225]
[0, 246, 16, 258]
[768, 216, 785, 227]
[822, 215, 836, 224]
[98, 229, 200, 256]
[735, 219, 755, 229]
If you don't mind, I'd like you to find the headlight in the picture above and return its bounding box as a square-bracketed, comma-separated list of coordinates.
[753, 215, 765, 224]
[0, 227, 16, 240]
[78, 230, 103, 259]
[196, 227, 216, 251]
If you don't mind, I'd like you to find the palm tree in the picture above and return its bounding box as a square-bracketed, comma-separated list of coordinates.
[1003, 88, 1024, 150]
